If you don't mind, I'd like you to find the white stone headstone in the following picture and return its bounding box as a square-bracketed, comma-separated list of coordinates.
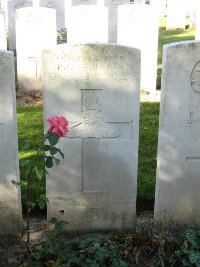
[150, 0, 166, 16]
[0, 50, 22, 233]
[104, 0, 129, 43]
[133, 0, 145, 4]
[154, 40, 200, 223]
[8, 0, 32, 50]
[0, 11, 7, 49]
[43, 43, 141, 231]
[195, 2, 200, 40]
[118, 4, 159, 94]
[16, 7, 56, 92]
[67, 6, 108, 43]
[71, 0, 97, 4]
[166, 0, 186, 30]
[39, 0, 65, 30]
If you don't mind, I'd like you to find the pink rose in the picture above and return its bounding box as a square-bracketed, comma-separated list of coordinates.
[46, 116, 68, 137]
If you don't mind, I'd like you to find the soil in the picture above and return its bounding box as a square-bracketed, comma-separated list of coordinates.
[0, 211, 155, 266]
[16, 91, 43, 107]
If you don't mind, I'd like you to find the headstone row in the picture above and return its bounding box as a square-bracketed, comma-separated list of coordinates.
[3, 40, 200, 234]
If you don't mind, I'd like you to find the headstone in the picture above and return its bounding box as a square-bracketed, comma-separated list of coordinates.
[67, 6, 108, 43]
[71, 0, 97, 4]
[16, 7, 56, 92]
[39, 0, 65, 30]
[150, 0, 166, 16]
[0, 50, 22, 233]
[7, 0, 32, 50]
[43, 44, 140, 231]
[104, 0, 129, 43]
[166, 0, 186, 30]
[195, 2, 200, 40]
[118, 4, 159, 94]
[133, 0, 145, 4]
[66, 0, 97, 27]
[154, 41, 200, 223]
[0, 11, 7, 49]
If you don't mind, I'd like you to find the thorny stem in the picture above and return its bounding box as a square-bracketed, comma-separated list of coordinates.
[25, 167, 34, 255]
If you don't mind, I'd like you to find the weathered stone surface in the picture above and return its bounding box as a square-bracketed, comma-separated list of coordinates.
[0, 11, 7, 49]
[154, 41, 200, 223]
[0, 50, 22, 233]
[67, 6, 108, 43]
[118, 4, 159, 94]
[7, 0, 32, 50]
[166, 0, 186, 30]
[103, 0, 129, 43]
[39, 0, 65, 30]
[16, 7, 56, 92]
[43, 44, 140, 231]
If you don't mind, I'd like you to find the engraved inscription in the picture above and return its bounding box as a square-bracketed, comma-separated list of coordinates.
[191, 61, 200, 95]
[0, 201, 8, 210]
[0, 122, 5, 144]
[28, 57, 41, 78]
[46, 1, 56, 8]
[70, 89, 120, 138]
[180, 106, 200, 128]
[15, 0, 23, 8]
[186, 157, 200, 161]
[26, 12, 44, 27]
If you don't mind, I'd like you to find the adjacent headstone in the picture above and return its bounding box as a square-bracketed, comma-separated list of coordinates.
[104, 0, 129, 43]
[65, 0, 97, 27]
[166, 0, 186, 30]
[71, 0, 97, 4]
[43, 44, 141, 231]
[133, 0, 145, 4]
[7, 0, 32, 50]
[40, 0, 65, 30]
[195, 3, 200, 40]
[118, 4, 159, 94]
[0, 11, 7, 49]
[0, 50, 22, 233]
[150, 0, 166, 16]
[154, 41, 200, 223]
[67, 6, 108, 43]
[16, 7, 56, 92]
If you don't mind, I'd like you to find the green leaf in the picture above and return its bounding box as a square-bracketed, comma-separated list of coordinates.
[48, 133, 60, 146]
[57, 148, 64, 159]
[12, 180, 22, 187]
[45, 157, 53, 168]
[37, 200, 46, 210]
[22, 141, 31, 151]
[189, 250, 200, 264]
[185, 229, 198, 247]
[50, 147, 58, 156]
[54, 220, 68, 234]
[35, 166, 44, 181]
[27, 201, 36, 209]
[54, 158, 60, 166]
[44, 145, 51, 151]
[39, 194, 49, 203]
[19, 159, 30, 167]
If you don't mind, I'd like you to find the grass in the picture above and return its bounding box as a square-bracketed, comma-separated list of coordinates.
[138, 102, 160, 201]
[16, 19, 196, 203]
[17, 103, 159, 203]
[17, 106, 44, 203]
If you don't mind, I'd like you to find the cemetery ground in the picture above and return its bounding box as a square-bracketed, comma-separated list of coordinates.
[0, 94, 197, 267]
[1, 26, 199, 266]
